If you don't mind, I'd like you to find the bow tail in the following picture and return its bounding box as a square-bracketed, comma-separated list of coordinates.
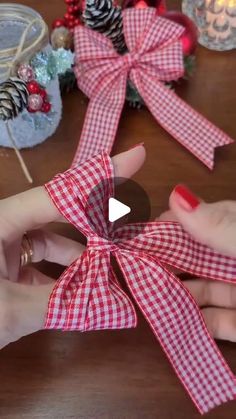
[117, 251, 236, 414]
[131, 71, 233, 169]
[45, 250, 137, 331]
[72, 71, 127, 167]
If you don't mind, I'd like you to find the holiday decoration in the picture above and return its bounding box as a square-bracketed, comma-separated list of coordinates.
[163, 11, 198, 55]
[73, 8, 233, 168]
[0, 77, 29, 121]
[183, 0, 236, 51]
[83, 0, 127, 53]
[0, 3, 64, 183]
[51, 26, 74, 50]
[44, 151, 236, 414]
[17, 64, 35, 82]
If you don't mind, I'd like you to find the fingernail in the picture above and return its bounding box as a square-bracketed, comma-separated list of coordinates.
[173, 184, 200, 211]
[128, 142, 145, 150]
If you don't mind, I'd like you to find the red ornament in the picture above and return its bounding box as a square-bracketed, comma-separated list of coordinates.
[163, 11, 198, 56]
[41, 102, 51, 113]
[27, 80, 40, 95]
[134, 0, 148, 8]
[39, 89, 47, 100]
[52, 18, 66, 29]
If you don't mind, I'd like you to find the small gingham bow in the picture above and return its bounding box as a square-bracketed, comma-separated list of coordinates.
[45, 152, 236, 414]
[73, 8, 233, 169]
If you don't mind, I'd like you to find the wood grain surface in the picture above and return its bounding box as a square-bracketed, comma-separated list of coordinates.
[0, 1, 236, 418]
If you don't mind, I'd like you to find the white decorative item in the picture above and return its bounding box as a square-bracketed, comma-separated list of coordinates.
[0, 3, 62, 182]
[182, 0, 236, 50]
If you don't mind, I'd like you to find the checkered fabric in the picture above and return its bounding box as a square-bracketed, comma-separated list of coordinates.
[73, 8, 233, 169]
[44, 152, 236, 414]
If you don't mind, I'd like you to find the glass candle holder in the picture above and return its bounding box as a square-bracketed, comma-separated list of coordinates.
[182, 0, 236, 51]
[0, 3, 62, 149]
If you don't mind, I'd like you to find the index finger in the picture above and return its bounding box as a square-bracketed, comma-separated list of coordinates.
[0, 145, 146, 241]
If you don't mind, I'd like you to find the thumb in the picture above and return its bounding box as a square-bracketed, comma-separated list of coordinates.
[169, 185, 236, 258]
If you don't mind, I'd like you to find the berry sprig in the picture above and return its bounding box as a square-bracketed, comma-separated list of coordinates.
[52, 0, 83, 31]
[17, 65, 52, 114]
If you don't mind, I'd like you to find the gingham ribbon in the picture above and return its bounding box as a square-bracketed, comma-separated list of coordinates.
[44, 152, 236, 414]
[73, 8, 233, 169]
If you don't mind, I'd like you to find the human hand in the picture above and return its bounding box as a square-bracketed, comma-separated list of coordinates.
[0, 145, 146, 349]
[159, 184, 236, 342]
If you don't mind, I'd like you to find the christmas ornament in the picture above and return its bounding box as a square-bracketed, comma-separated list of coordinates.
[183, 0, 236, 51]
[51, 26, 73, 50]
[44, 151, 236, 414]
[163, 11, 198, 56]
[27, 94, 43, 112]
[123, 0, 166, 14]
[0, 77, 29, 121]
[31, 49, 74, 86]
[17, 64, 35, 82]
[0, 3, 62, 184]
[83, 0, 127, 53]
[73, 8, 233, 168]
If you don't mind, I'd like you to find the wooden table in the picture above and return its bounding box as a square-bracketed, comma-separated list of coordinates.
[0, 1, 236, 418]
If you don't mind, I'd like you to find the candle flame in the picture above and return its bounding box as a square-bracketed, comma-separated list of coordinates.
[216, 0, 236, 6]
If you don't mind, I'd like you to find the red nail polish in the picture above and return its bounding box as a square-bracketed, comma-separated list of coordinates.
[174, 184, 200, 210]
[128, 142, 145, 150]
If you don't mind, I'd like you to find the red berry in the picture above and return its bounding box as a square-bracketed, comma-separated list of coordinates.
[39, 89, 47, 100]
[65, 0, 75, 4]
[27, 107, 37, 113]
[73, 5, 80, 12]
[68, 6, 74, 13]
[75, 18, 81, 25]
[68, 20, 75, 28]
[41, 102, 51, 113]
[52, 18, 65, 29]
[64, 12, 71, 21]
[27, 80, 40, 94]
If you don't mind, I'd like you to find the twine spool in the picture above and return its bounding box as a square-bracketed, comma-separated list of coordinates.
[0, 4, 62, 183]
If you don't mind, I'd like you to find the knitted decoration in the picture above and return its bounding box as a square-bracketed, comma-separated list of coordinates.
[0, 77, 29, 121]
[83, 0, 127, 54]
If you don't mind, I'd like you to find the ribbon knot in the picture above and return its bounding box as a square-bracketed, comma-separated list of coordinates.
[123, 51, 140, 70]
[87, 235, 118, 253]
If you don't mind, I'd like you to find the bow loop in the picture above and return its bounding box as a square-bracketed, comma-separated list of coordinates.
[123, 9, 185, 54]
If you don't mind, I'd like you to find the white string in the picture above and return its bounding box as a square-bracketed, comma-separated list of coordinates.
[0, 12, 48, 183]
[0, 15, 48, 78]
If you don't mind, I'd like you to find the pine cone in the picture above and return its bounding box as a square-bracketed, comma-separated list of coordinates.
[0, 77, 29, 121]
[83, 0, 127, 54]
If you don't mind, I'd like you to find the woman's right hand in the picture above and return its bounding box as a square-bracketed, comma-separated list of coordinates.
[159, 185, 236, 342]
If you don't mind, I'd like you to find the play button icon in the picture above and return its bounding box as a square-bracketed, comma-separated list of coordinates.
[86, 176, 151, 238]
[108, 197, 131, 222]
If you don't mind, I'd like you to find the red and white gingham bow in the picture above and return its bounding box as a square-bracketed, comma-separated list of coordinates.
[73, 8, 233, 169]
[45, 152, 236, 414]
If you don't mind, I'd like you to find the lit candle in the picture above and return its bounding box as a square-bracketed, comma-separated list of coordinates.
[205, 0, 236, 39]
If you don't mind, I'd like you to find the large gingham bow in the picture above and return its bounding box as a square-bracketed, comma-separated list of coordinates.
[73, 8, 233, 169]
[45, 152, 236, 414]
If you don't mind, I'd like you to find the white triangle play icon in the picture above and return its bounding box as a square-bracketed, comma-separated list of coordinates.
[108, 197, 131, 222]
